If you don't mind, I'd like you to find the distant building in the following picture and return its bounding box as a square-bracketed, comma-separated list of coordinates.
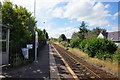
[98, 31, 120, 48]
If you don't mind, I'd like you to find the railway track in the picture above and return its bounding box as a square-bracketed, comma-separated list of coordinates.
[50, 42, 118, 80]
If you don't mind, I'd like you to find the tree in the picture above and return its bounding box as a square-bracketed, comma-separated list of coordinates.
[92, 27, 106, 35]
[59, 34, 67, 41]
[36, 28, 46, 41]
[71, 32, 79, 39]
[43, 29, 49, 40]
[85, 27, 106, 39]
[45, 32, 49, 40]
[78, 21, 88, 39]
[2, 1, 36, 44]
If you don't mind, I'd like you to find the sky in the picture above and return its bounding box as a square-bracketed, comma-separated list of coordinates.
[2, 0, 120, 38]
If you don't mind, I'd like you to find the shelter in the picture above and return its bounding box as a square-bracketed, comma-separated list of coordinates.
[0, 24, 12, 65]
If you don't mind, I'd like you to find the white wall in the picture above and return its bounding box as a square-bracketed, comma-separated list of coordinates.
[97, 33, 104, 38]
[115, 43, 120, 48]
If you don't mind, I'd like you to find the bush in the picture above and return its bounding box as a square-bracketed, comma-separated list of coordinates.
[61, 41, 70, 47]
[84, 38, 117, 58]
[79, 39, 89, 51]
[70, 37, 82, 48]
[112, 49, 120, 62]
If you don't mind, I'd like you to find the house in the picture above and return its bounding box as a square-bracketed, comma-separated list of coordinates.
[0, 24, 12, 65]
[98, 31, 120, 48]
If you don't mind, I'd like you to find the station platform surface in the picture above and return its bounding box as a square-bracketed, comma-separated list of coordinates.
[1, 42, 75, 79]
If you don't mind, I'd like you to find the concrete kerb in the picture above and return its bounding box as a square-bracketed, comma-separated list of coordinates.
[49, 43, 61, 80]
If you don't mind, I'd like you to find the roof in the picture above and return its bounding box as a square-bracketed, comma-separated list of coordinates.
[101, 32, 108, 38]
[107, 31, 120, 42]
[0, 24, 12, 29]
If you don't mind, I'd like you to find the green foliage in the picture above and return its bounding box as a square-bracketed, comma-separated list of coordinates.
[70, 37, 82, 48]
[112, 49, 120, 62]
[36, 28, 46, 41]
[71, 32, 79, 39]
[79, 39, 89, 51]
[50, 38, 58, 42]
[85, 27, 106, 39]
[59, 34, 67, 41]
[43, 29, 49, 40]
[2, 1, 36, 44]
[45, 32, 49, 40]
[84, 38, 117, 58]
[61, 41, 70, 47]
[78, 21, 88, 39]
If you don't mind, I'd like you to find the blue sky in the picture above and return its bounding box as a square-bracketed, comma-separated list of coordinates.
[6, 0, 120, 38]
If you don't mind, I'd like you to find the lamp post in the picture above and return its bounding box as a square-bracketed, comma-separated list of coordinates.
[34, 0, 37, 62]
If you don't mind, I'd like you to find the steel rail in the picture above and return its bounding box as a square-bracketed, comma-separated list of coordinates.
[52, 43, 104, 80]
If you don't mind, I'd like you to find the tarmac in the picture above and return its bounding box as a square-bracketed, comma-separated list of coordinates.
[1, 42, 74, 79]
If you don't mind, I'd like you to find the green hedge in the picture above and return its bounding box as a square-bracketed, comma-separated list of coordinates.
[79, 39, 89, 52]
[112, 49, 120, 62]
[70, 37, 82, 48]
[83, 38, 117, 58]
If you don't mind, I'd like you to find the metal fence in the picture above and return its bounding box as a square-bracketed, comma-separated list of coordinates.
[9, 40, 46, 67]
[9, 42, 34, 67]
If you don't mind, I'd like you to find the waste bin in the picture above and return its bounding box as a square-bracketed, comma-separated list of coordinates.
[21, 48, 29, 59]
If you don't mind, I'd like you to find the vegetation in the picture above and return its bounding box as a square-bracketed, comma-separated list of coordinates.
[50, 37, 59, 42]
[70, 37, 82, 48]
[71, 32, 79, 39]
[57, 21, 119, 63]
[43, 29, 49, 40]
[1, 1, 49, 65]
[55, 42, 119, 74]
[2, 1, 37, 44]
[78, 21, 88, 39]
[83, 38, 117, 59]
[59, 34, 67, 41]
[85, 27, 106, 39]
[61, 41, 70, 47]
[79, 39, 89, 52]
[2, 1, 48, 44]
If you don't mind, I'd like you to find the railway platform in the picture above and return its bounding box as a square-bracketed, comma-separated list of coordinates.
[1, 42, 75, 79]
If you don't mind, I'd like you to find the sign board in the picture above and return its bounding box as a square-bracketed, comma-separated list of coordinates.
[27, 44, 33, 49]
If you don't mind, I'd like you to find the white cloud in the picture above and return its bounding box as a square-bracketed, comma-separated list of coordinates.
[107, 24, 119, 32]
[10, 0, 34, 13]
[105, 4, 110, 8]
[108, 27, 119, 32]
[53, 0, 110, 26]
[47, 26, 79, 38]
[7, 0, 117, 38]
[114, 11, 120, 16]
